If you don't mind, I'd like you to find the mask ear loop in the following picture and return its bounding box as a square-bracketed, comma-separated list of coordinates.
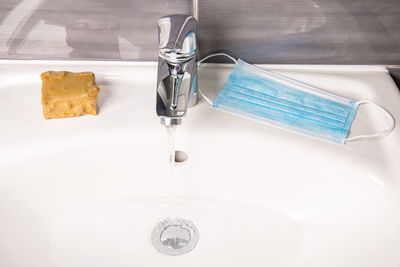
[198, 53, 238, 65]
[344, 100, 395, 142]
[197, 53, 238, 105]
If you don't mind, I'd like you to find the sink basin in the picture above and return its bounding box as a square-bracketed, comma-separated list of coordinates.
[0, 60, 399, 267]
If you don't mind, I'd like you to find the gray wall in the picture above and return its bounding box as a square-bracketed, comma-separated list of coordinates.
[199, 0, 400, 64]
[0, 0, 399, 64]
[0, 0, 192, 60]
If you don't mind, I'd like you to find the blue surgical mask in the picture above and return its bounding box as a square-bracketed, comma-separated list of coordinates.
[199, 57, 394, 144]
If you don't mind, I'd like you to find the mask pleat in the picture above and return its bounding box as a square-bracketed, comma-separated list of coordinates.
[230, 69, 353, 118]
[212, 59, 359, 144]
[225, 86, 348, 128]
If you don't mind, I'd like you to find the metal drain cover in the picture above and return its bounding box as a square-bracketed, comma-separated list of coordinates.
[151, 217, 199, 256]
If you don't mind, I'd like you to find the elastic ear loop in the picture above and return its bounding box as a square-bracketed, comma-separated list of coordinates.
[197, 53, 238, 105]
[344, 100, 395, 142]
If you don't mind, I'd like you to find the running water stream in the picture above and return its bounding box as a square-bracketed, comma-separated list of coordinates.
[165, 125, 177, 217]
[151, 125, 199, 256]
[166, 125, 176, 166]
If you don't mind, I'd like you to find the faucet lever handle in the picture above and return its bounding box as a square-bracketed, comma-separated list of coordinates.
[170, 73, 184, 110]
[158, 14, 198, 62]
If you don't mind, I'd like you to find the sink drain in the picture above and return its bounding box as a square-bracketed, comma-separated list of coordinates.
[151, 217, 199, 256]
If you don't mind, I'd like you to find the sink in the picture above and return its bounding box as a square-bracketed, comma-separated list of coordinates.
[0, 60, 399, 267]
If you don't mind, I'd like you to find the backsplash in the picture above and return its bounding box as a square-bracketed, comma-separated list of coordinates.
[0, 0, 399, 64]
[0, 0, 192, 60]
[199, 0, 400, 64]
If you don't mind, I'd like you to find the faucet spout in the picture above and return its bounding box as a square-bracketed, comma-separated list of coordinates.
[156, 15, 199, 126]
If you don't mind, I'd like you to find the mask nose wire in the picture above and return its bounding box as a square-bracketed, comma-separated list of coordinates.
[344, 100, 395, 142]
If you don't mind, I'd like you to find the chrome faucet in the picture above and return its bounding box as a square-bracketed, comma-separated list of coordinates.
[156, 14, 199, 126]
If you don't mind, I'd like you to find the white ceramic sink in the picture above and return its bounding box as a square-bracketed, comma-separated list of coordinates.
[0, 60, 400, 267]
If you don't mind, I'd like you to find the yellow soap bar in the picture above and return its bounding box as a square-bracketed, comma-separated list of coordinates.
[41, 71, 100, 119]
